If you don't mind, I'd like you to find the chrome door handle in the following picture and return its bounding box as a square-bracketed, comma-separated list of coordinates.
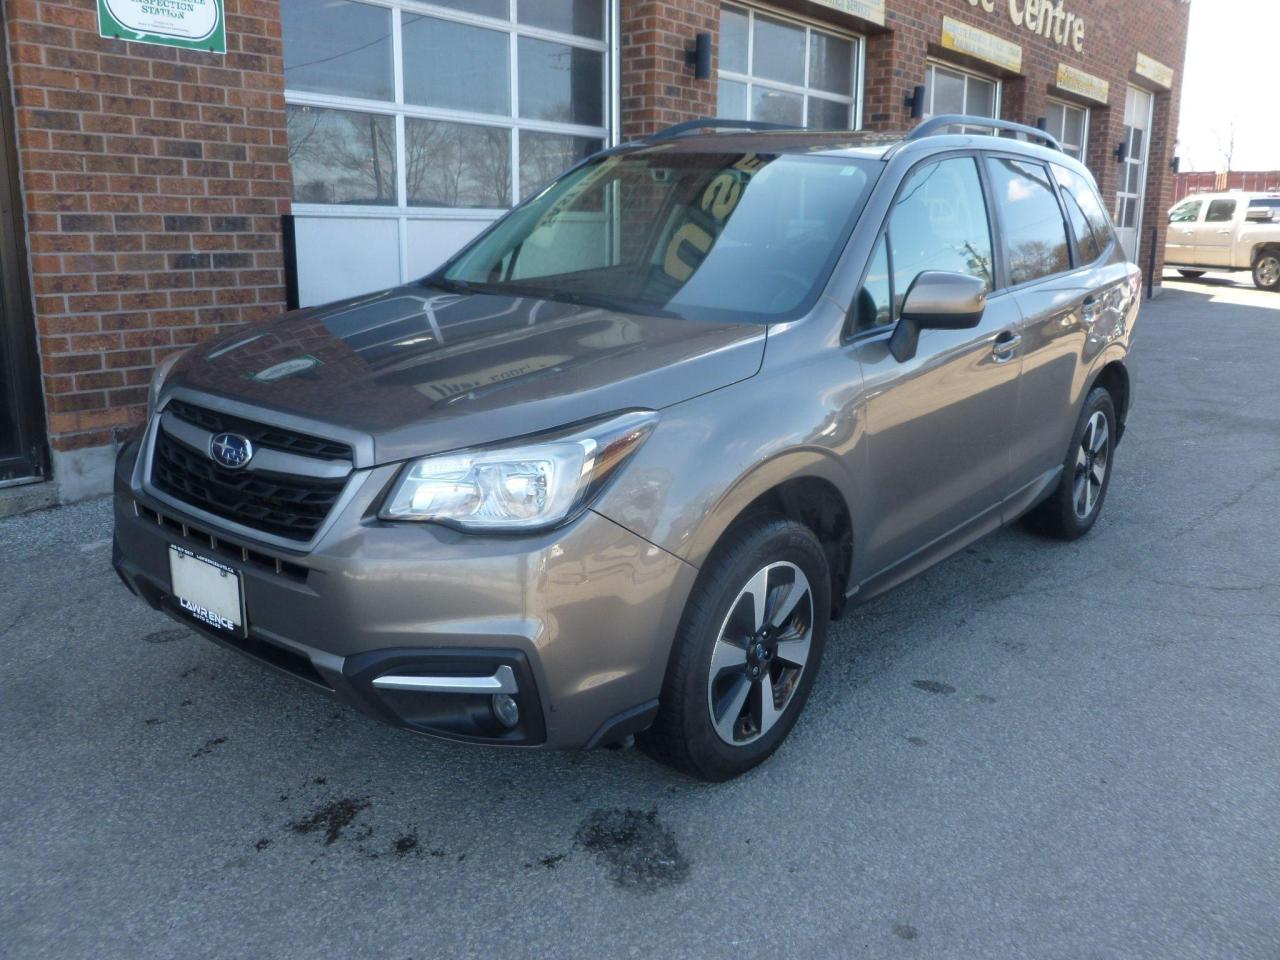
[992, 333, 1021, 360]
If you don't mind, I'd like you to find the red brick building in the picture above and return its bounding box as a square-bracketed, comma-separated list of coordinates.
[0, 0, 1190, 503]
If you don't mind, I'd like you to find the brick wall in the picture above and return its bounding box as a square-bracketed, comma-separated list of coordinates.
[619, 0, 720, 139]
[4, 0, 289, 461]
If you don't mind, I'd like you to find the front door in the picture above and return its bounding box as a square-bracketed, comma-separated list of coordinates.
[1165, 197, 1203, 265]
[1194, 197, 1240, 267]
[0, 29, 45, 485]
[1115, 86, 1154, 262]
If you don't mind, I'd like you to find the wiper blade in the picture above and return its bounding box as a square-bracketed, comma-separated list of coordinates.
[420, 275, 476, 295]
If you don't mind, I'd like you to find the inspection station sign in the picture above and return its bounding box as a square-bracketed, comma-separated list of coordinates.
[98, 0, 226, 54]
[942, 17, 1023, 73]
[811, 0, 887, 26]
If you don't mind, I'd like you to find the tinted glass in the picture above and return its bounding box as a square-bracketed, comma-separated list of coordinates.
[402, 16, 510, 116]
[1250, 198, 1280, 209]
[518, 0, 604, 38]
[717, 78, 748, 119]
[1206, 199, 1237, 222]
[282, 0, 392, 101]
[808, 97, 850, 130]
[808, 31, 854, 95]
[987, 157, 1071, 286]
[888, 157, 994, 309]
[519, 132, 602, 198]
[442, 152, 877, 322]
[720, 5, 749, 74]
[855, 235, 892, 332]
[405, 119, 510, 208]
[287, 105, 396, 205]
[518, 38, 604, 125]
[1169, 200, 1202, 223]
[1060, 185, 1100, 263]
[1052, 165, 1111, 262]
[753, 15, 805, 86]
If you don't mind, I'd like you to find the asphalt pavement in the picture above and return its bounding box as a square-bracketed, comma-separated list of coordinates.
[2, 270, 1279, 960]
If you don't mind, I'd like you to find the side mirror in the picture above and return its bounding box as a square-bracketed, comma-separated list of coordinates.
[1246, 207, 1276, 224]
[889, 271, 988, 363]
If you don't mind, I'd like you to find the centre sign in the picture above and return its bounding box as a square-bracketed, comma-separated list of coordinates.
[963, 0, 1086, 54]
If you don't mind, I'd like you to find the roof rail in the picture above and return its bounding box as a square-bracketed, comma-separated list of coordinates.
[647, 118, 798, 141]
[905, 115, 1062, 152]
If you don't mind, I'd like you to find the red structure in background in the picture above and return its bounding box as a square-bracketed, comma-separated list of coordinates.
[1173, 171, 1280, 203]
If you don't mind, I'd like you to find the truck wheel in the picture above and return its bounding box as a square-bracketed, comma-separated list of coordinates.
[1176, 270, 1205, 279]
[1253, 251, 1280, 291]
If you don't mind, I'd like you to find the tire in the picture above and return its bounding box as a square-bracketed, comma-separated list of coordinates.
[1177, 269, 1206, 279]
[1253, 250, 1280, 291]
[1024, 387, 1117, 541]
[639, 515, 830, 781]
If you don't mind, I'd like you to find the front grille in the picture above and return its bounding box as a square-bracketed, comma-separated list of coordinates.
[136, 503, 309, 581]
[151, 429, 347, 541]
[166, 398, 353, 462]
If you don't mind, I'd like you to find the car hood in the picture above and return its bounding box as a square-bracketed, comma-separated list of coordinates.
[170, 284, 766, 464]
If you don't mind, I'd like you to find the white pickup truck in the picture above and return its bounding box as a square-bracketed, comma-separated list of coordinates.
[1165, 192, 1280, 291]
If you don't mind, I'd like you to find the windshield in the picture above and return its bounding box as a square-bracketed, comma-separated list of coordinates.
[434, 149, 879, 322]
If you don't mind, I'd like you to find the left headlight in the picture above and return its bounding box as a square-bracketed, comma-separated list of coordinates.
[380, 410, 658, 532]
[146, 348, 188, 419]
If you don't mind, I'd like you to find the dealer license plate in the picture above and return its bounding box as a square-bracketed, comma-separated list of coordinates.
[168, 545, 245, 636]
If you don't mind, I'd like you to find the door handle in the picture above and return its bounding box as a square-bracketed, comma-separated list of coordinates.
[992, 332, 1021, 361]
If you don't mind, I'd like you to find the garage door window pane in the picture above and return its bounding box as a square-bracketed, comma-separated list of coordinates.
[752, 86, 803, 126]
[518, 38, 604, 126]
[406, 119, 511, 208]
[282, 0, 392, 101]
[717, 78, 748, 119]
[753, 15, 805, 86]
[929, 66, 965, 115]
[430, 0, 508, 18]
[288, 105, 396, 205]
[986, 157, 1071, 286]
[808, 32, 853, 95]
[518, 0, 604, 39]
[403, 17, 510, 116]
[519, 132, 602, 198]
[808, 97, 850, 130]
[721, 5, 748, 74]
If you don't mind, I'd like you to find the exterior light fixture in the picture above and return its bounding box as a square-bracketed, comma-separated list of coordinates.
[686, 32, 712, 79]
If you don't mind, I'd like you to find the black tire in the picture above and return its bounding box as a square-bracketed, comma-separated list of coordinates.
[1024, 387, 1117, 541]
[639, 515, 830, 781]
[1253, 250, 1280, 291]
[1177, 269, 1206, 279]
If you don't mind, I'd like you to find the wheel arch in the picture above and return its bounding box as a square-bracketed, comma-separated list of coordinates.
[1090, 358, 1131, 442]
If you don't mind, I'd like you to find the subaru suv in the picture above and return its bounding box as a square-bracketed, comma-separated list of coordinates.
[113, 115, 1140, 781]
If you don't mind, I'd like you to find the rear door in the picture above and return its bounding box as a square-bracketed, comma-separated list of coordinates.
[1194, 197, 1239, 267]
[1165, 198, 1203, 265]
[848, 154, 1021, 576]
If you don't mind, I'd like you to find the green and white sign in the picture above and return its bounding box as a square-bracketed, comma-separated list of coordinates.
[98, 0, 225, 54]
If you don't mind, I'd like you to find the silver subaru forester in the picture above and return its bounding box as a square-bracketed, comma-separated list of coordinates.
[113, 116, 1140, 780]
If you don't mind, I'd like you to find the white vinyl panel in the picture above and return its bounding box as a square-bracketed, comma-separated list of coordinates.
[294, 217, 402, 307]
[404, 217, 493, 278]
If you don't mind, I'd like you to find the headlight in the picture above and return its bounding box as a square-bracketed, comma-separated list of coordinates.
[146, 349, 188, 418]
[380, 411, 658, 532]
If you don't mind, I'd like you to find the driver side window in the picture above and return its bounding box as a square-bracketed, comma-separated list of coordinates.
[1169, 200, 1202, 224]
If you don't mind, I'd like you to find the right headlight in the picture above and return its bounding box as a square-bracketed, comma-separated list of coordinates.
[380, 411, 658, 533]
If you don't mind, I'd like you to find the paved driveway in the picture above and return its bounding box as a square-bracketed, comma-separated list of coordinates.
[3, 273, 1279, 960]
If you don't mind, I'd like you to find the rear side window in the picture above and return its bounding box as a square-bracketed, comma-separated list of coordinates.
[987, 157, 1070, 286]
[1169, 200, 1202, 223]
[1053, 165, 1113, 258]
[1206, 199, 1237, 222]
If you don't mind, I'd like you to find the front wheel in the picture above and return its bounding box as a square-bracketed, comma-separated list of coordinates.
[639, 516, 830, 781]
[1253, 251, 1280, 291]
[1025, 387, 1117, 541]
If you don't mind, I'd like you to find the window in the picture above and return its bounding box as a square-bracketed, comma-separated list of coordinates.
[925, 63, 999, 133]
[986, 157, 1071, 286]
[1169, 200, 1203, 223]
[716, 4, 862, 130]
[1205, 199, 1237, 223]
[1045, 99, 1088, 161]
[1053, 165, 1113, 263]
[282, 0, 609, 211]
[853, 157, 992, 333]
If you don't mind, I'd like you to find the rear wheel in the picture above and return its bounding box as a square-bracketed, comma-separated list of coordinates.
[1253, 251, 1280, 291]
[1025, 387, 1117, 541]
[1177, 269, 1206, 279]
[639, 516, 830, 781]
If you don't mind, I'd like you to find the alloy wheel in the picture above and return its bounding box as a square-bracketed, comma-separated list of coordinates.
[1073, 410, 1110, 519]
[706, 561, 814, 745]
[1257, 255, 1280, 289]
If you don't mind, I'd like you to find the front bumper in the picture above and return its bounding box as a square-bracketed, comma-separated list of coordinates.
[112, 438, 696, 749]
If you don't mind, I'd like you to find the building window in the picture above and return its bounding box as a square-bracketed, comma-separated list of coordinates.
[1045, 99, 1088, 161]
[282, 0, 610, 211]
[924, 62, 999, 127]
[716, 3, 862, 130]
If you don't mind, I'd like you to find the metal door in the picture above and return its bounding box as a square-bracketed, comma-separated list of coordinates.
[1114, 86, 1154, 262]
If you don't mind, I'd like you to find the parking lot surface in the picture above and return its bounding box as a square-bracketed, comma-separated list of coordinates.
[2, 271, 1278, 960]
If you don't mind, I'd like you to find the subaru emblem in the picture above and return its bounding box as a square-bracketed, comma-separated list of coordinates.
[209, 432, 254, 470]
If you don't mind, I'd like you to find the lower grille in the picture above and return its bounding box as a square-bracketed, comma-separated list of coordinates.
[151, 430, 347, 541]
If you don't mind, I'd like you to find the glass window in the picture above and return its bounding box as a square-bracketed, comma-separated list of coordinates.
[1205, 199, 1237, 222]
[1053, 165, 1112, 263]
[282, 0, 393, 101]
[287, 105, 396, 205]
[1046, 99, 1088, 161]
[518, 0, 604, 39]
[518, 38, 604, 126]
[926, 63, 998, 132]
[855, 235, 892, 332]
[442, 152, 879, 322]
[887, 157, 994, 313]
[987, 158, 1071, 286]
[402, 16, 510, 116]
[1169, 200, 1202, 223]
[430, 0, 508, 17]
[519, 131, 602, 198]
[405, 119, 511, 209]
[716, 4, 860, 130]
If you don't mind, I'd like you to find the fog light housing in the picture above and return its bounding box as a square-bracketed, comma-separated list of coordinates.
[491, 693, 520, 728]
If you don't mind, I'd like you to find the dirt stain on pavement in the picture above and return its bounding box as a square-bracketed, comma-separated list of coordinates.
[143, 628, 188, 644]
[893, 924, 920, 940]
[906, 736, 928, 747]
[912, 680, 956, 695]
[191, 736, 227, 758]
[289, 796, 371, 845]
[392, 832, 418, 856]
[576, 808, 689, 891]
